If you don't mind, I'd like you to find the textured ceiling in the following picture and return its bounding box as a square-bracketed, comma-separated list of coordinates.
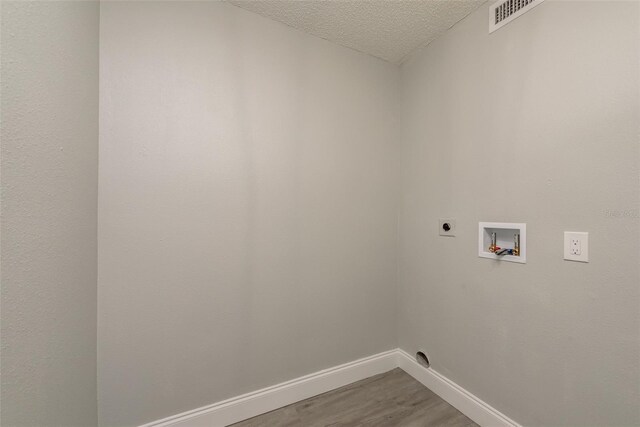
[228, 0, 485, 64]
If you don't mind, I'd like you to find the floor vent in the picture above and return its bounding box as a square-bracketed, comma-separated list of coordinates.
[416, 351, 430, 368]
[489, 0, 545, 33]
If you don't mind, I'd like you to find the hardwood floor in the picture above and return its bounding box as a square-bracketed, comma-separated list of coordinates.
[230, 368, 478, 427]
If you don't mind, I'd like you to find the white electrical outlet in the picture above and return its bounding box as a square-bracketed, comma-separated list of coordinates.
[564, 232, 588, 262]
[570, 238, 581, 255]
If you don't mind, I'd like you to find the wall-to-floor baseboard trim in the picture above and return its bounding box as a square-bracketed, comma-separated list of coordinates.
[139, 349, 398, 427]
[139, 348, 520, 427]
[395, 349, 521, 427]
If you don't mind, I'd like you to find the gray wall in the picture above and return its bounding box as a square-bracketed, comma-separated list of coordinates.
[1, 1, 99, 426]
[398, 1, 639, 426]
[98, 2, 399, 426]
[3, 2, 637, 426]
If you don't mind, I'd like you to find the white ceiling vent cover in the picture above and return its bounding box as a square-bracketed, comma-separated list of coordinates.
[489, 0, 545, 33]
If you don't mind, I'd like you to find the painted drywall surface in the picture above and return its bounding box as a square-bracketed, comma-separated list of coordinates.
[98, 2, 399, 425]
[0, 1, 99, 426]
[398, 1, 639, 426]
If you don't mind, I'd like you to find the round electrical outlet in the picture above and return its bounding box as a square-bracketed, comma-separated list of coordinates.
[439, 219, 456, 236]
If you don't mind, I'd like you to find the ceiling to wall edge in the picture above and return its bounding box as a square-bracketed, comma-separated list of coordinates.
[396, 1, 489, 65]
[226, 0, 488, 66]
[224, 1, 392, 64]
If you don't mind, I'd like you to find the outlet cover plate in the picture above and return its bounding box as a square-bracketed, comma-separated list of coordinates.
[564, 231, 589, 263]
[439, 219, 456, 237]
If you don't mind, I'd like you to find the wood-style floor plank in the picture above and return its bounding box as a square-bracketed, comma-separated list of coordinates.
[229, 368, 478, 427]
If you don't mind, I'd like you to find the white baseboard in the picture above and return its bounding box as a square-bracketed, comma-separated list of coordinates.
[139, 349, 398, 427]
[140, 348, 520, 427]
[396, 349, 521, 427]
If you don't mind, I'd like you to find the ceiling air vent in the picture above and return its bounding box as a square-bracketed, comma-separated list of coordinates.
[489, 0, 545, 33]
